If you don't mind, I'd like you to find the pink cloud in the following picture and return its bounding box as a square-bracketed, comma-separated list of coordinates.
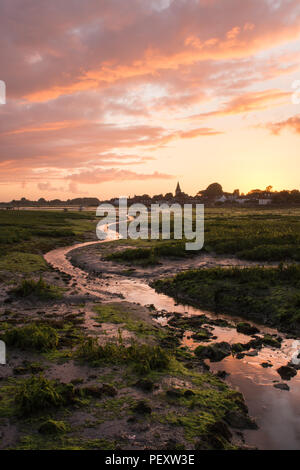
[188, 89, 291, 120]
[67, 168, 174, 184]
[0, 0, 299, 196]
[1, 0, 300, 101]
[267, 114, 300, 135]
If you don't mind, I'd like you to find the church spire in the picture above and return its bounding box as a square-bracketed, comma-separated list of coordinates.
[175, 181, 182, 196]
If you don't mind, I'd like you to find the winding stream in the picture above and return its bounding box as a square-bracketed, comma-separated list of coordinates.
[44, 222, 300, 450]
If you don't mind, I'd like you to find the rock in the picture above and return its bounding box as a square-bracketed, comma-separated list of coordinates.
[38, 419, 67, 435]
[13, 362, 44, 375]
[245, 350, 258, 357]
[274, 383, 290, 391]
[195, 436, 226, 450]
[160, 335, 181, 349]
[261, 362, 273, 368]
[166, 388, 182, 399]
[70, 378, 84, 385]
[231, 343, 245, 354]
[146, 304, 156, 311]
[164, 439, 185, 450]
[236, 353, 245, 360]
[211, 319, 232, 328]
[216, 370, 229, 379]
[232, 338, 263, 356]
[247, 338, 263, 350]
[82, 385, 103, 398]
[191, 327, 213, 342]
[29, 363, 44, 373]
[13, 367, 28, 375]
[195, 342, 231, 362]
[196, 421, 232, 451]
[127, 416, 138, 424]
[134, 378, 156, 392]
[236, 322, 259, 336]
[183, 389, 195, 398]
[262, 335, 281, 349]
[224, 410, 258, 430]
[206, 420, 232, 441]
[277, 366, 297, 381]
[288, 361, 300, 370]
[101, 384, 118, 397]
[132, 400, 152, 415]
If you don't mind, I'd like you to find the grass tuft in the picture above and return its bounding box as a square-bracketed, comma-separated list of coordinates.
[75, 337, 170, 373]
[10, 277, 62, 299]
[3, 323, 59, 352]
[15, 375, 81, 416]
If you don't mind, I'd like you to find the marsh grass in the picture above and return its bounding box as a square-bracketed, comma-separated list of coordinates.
[15, 375, 82, 416]
[0, 252, 47, 273]
[3, 323, 59, 352]
[105, 241, 188, 265]
[93, 304, 160, 338]
[38, 419, 68, 435]
[153, 264, 300, 331]
[11, 435, 116, 450]
[10, 277, 63, 299]
[105, 208, 300, 263]
[0, 210, 96, 273]
[154, 373, 248, 448]
[75, 337, 170, 374]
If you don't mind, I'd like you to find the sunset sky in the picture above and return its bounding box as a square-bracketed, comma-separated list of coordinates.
[0, 0, 300, 201]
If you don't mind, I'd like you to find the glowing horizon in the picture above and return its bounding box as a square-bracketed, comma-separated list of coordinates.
[0, 0, 300, 201]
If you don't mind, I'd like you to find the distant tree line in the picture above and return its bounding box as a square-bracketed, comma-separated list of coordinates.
[1, 183, 300, 207]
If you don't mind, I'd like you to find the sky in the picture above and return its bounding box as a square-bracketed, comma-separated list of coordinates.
[0, 0, 300, 201]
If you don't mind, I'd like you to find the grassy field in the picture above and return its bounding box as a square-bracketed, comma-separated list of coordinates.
[203, 208, 300, 261]
[0, 210, 96, 273]
[104, 208, 300, 264]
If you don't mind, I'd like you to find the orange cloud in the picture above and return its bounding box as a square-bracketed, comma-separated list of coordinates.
[189, 89, 291, 120]
[1, 0, 300, 199]
[267, 115, 300, 135]
[10, 0, 298, 103]
[2, 120, 86, 136]
[179, 128, 223, 138]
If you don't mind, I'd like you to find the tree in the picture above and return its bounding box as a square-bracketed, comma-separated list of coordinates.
[202, 183, 223, 199]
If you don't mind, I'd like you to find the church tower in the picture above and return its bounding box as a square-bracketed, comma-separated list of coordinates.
[175, 181, 182, 197]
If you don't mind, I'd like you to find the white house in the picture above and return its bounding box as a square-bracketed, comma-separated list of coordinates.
[215, 195, 227, 203]
[259, 199, 272, 206]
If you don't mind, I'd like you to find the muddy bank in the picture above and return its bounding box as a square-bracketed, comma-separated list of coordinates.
[151, 265, 300, 337]
[0, 236, 253, 450]
[67, 242, 276, 280]
[66, 242, 300, 336]
[41, 236, 300, 450]
[0, 284, 252, 450]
